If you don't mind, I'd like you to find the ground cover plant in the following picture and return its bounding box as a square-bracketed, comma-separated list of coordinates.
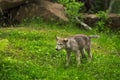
[0, 18, 120, 80]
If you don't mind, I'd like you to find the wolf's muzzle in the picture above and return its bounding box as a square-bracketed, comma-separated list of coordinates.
[56, 48, 59, 51]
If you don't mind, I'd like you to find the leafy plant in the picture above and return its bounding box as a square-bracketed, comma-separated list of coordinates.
[95, 11, 109, 32]
[57, 0, 83, 22]
[96, 11, 108, 21]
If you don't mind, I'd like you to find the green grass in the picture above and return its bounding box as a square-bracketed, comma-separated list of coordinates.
[0, 20, 120, 80]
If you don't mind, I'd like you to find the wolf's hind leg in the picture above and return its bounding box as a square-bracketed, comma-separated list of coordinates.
[80, 49, 86, 58]
[85, 46, 92, 62]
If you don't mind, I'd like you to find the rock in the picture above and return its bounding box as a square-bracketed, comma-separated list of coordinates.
[83, 13, 120, 30]
[0, 0, 34, 10]
[15, 0, 68, 22]
[0, 0, 68, 25]
[108, 14, 120, 30]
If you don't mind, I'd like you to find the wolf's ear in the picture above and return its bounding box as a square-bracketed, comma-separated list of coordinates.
[55, 36, 59, 40]
[63, 38, 68, 43]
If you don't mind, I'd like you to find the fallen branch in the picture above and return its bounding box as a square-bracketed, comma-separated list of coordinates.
[75, 17, 92, 30]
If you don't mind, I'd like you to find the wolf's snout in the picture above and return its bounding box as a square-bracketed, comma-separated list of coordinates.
[56, 48, 59, 51]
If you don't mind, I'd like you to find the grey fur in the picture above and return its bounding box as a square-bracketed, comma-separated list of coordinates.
[55, 34, 99, 67]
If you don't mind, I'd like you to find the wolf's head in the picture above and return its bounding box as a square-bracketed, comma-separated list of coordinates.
[55, 36, 68, 51]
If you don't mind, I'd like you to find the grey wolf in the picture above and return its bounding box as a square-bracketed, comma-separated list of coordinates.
[55, 34, 99, 67]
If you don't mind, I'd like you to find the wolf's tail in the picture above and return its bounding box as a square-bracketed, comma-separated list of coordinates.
[88, 35, 100, 38]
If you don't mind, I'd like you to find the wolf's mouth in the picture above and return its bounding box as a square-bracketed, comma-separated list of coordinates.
[56, 48, 60, 51]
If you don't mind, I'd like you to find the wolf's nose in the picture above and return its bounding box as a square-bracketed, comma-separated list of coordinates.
[56, 48, 58, 51]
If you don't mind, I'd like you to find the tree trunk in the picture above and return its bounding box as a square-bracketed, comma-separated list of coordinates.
[107, 0, 115, 14]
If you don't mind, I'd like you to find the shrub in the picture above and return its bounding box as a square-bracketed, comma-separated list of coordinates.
[57, 0, 83, 22]
[95, 11, 109, 32]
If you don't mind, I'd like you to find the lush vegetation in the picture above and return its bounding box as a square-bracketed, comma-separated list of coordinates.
[0, 18, 120, 80]
[55, 0, 120, 13]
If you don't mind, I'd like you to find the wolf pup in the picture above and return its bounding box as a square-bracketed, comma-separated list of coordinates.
[55, 34, 99, 67]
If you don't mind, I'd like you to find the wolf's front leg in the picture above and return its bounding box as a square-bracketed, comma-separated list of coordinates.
[66, 50, 71, 67]
[76, 50, 81, 67]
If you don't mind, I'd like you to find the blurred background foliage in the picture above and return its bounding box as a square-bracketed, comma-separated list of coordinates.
[51, 0, 120, 13]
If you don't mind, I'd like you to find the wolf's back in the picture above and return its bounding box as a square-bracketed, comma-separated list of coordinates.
[88, 35, 100, 38]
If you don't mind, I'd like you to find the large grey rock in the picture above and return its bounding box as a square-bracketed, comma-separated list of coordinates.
[83, 13, 120, 30]
[15, 0, 68, 22]
[0, 0, 68, 25]
[0, 0, 34, 10]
